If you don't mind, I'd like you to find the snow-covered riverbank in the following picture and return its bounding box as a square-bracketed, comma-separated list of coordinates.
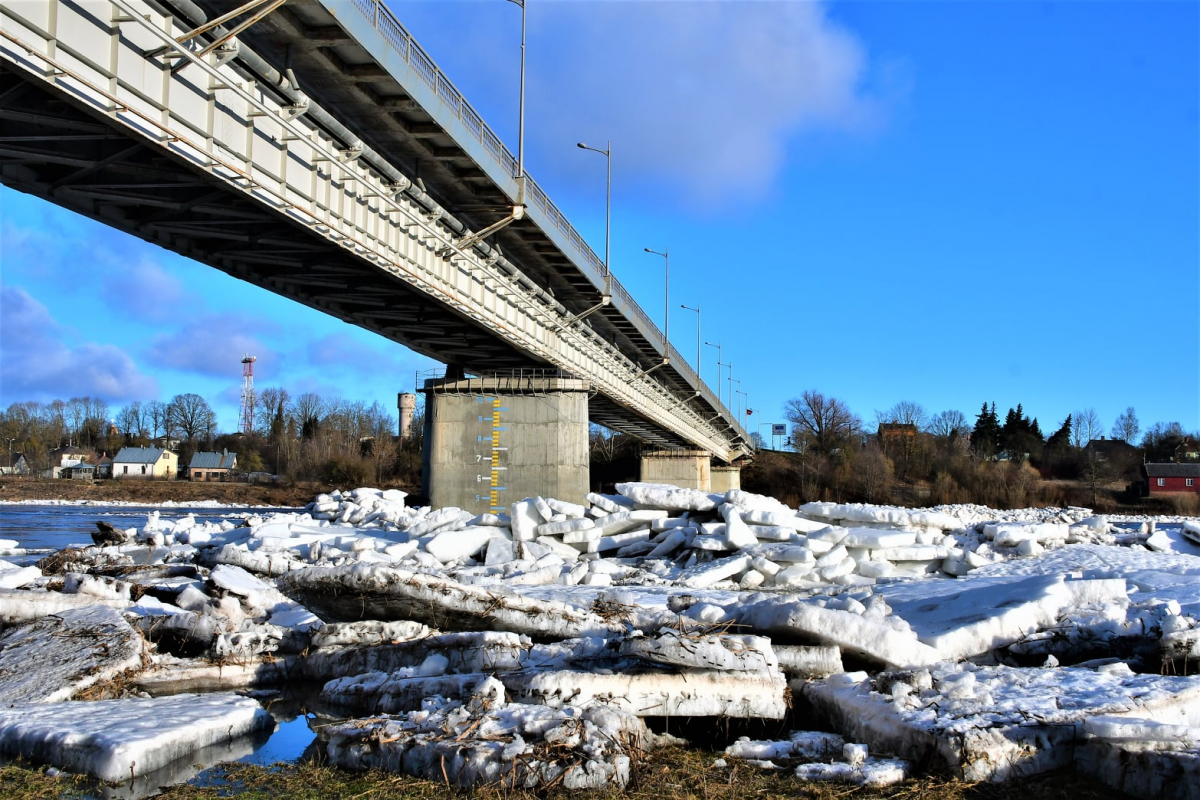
[1, 484, 1197, 796]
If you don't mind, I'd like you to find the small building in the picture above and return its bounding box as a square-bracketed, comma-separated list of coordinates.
[1142, 463, 1200, 496]
[62, 462, 96, 480]
[189, 450, 237, 482]
[94, 453, 113, 479]
[0, 453, 30, 475]
[47, 446, 94, 478]
[1175, 438, 1200, 463]
[113, 446, 178, 480]
[1084, 438, 1142, 478]
[877, 422, 918, 444]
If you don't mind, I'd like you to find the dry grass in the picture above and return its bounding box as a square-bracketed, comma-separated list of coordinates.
[0, 748, 1130, 800]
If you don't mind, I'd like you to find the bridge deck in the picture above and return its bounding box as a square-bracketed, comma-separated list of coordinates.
[0, 0, 753, 459]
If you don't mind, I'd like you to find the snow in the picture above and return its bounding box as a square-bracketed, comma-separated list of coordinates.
[2, 484, 1198, 792]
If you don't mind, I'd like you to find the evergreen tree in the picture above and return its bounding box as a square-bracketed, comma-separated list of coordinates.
[972, 402, 1001, 458]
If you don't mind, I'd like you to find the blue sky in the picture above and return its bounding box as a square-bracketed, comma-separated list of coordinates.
[1, 0, 1197, 438]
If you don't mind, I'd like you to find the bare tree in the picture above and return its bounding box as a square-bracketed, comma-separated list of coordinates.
[854, 443, 894, 503]
[256, 387, 290, 436]
[167, 393, 217, 442]
[115, 402, 143, 442]
[293, 392, 325, 441]
[1071, 408, 1103, 449]
[145, 401, 168, 442]
[785, 390, 859, 457]
[1111, 407, 1139, 443]
[928, 409, 969, 440]
[874, 400, 928, 430]
[66, 397, 87, 444]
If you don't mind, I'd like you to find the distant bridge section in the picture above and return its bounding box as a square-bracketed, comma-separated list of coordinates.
[0, 0, 752, 498]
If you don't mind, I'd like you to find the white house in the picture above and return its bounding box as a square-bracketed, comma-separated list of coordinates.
[112, 446, 178, 480]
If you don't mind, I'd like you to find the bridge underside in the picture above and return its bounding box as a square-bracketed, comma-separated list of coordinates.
[0, 65, 687, 447]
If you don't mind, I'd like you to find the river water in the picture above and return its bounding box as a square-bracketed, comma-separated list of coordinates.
[0, 501, 328, 793]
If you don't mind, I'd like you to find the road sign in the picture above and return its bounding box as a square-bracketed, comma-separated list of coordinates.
[772, 424, 786, 437]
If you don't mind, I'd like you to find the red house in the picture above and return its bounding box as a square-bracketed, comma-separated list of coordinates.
[1142, 463, 1200, 495]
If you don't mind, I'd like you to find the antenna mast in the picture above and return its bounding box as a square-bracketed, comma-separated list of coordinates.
[240, 354, 257, 434]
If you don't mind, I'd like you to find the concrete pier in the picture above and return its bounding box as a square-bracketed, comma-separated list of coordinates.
[711, 465, 741, 493]
[640, 449, 712, 491]
[422, 375, 590, 512]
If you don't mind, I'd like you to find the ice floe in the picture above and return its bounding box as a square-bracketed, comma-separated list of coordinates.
[0, 482, 1196, 795]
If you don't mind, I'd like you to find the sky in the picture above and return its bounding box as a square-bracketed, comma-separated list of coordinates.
[1, 0, 1197, 439]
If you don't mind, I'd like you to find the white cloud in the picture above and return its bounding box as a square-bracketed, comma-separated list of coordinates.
[99, 258, 188, 323]
[523, 1, 890, 204]
[144, 313, 277, 378]
[0, 285, 158, 403]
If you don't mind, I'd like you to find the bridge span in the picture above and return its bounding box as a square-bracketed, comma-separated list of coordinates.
[0, 0, 753, 507]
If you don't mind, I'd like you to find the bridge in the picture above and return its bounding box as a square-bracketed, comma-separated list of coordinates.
[0, 0, 754, 507]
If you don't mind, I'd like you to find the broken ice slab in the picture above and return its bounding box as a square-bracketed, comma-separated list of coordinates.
[802, 664, 1200, 783]
[302, 631, 531, 683]
[133, 654, 297, 694]
[984, 522, 1069, 546]
[307, 618, 429, 652]
[0, 605, 145, 704]
[615, 482, 719, 512]
[0, 564, 39, 589]
[878, 573, 1129, 662]
[0, 692, 272, 782]
[618, 631, 777, 673]
[325, 676, 648, 790]
[280, 564, 625, 640]
[425, 525, 503, 562]
[0, 588, 130, 625]
[736, 597, 941, 669]
[725, 731, 845, 762]
[322, 672, 490, 714]
[794, 757, 911, 788]
[774, 645, 844, 678]
[1075, 718, 1200, 800]
[500, 668, 789, 718]
[681, 554, 751, 588]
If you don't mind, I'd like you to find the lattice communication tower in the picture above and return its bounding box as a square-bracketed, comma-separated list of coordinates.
[240, 354, 257, 434]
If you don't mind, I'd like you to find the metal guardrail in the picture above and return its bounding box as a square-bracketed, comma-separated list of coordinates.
[347, 0, 750, 447]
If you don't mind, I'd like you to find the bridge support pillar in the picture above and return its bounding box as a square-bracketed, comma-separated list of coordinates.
[640, 449, 712, 491]
[710, 465, 741, 493]
[422, 375, 590, 512]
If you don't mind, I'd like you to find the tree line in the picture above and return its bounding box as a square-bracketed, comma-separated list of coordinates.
[0, 389, 418, 485]
[741, 390, 1199, 512]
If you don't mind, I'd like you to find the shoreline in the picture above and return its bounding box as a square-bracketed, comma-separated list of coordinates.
[0, 477, 414, 509]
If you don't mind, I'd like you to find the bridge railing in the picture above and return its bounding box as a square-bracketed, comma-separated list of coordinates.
[349, 0, 750, 447]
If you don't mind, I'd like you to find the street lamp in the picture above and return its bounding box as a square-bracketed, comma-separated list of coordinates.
[680, 304, 700, 377]
[704, 341, 722, 406]
[576, 141, 611, 284]
[643, 247, 669, 350]
[727, 366, 735, 418]
[504, 0, 527, 185]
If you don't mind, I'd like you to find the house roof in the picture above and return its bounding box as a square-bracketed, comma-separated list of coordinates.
[1085, 439, 1140, 457]
[190, 451, 237, 470]
[1143, 463, 1200, 478]
[114, 446, 171, 464]
[0, 453, 26, 468]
